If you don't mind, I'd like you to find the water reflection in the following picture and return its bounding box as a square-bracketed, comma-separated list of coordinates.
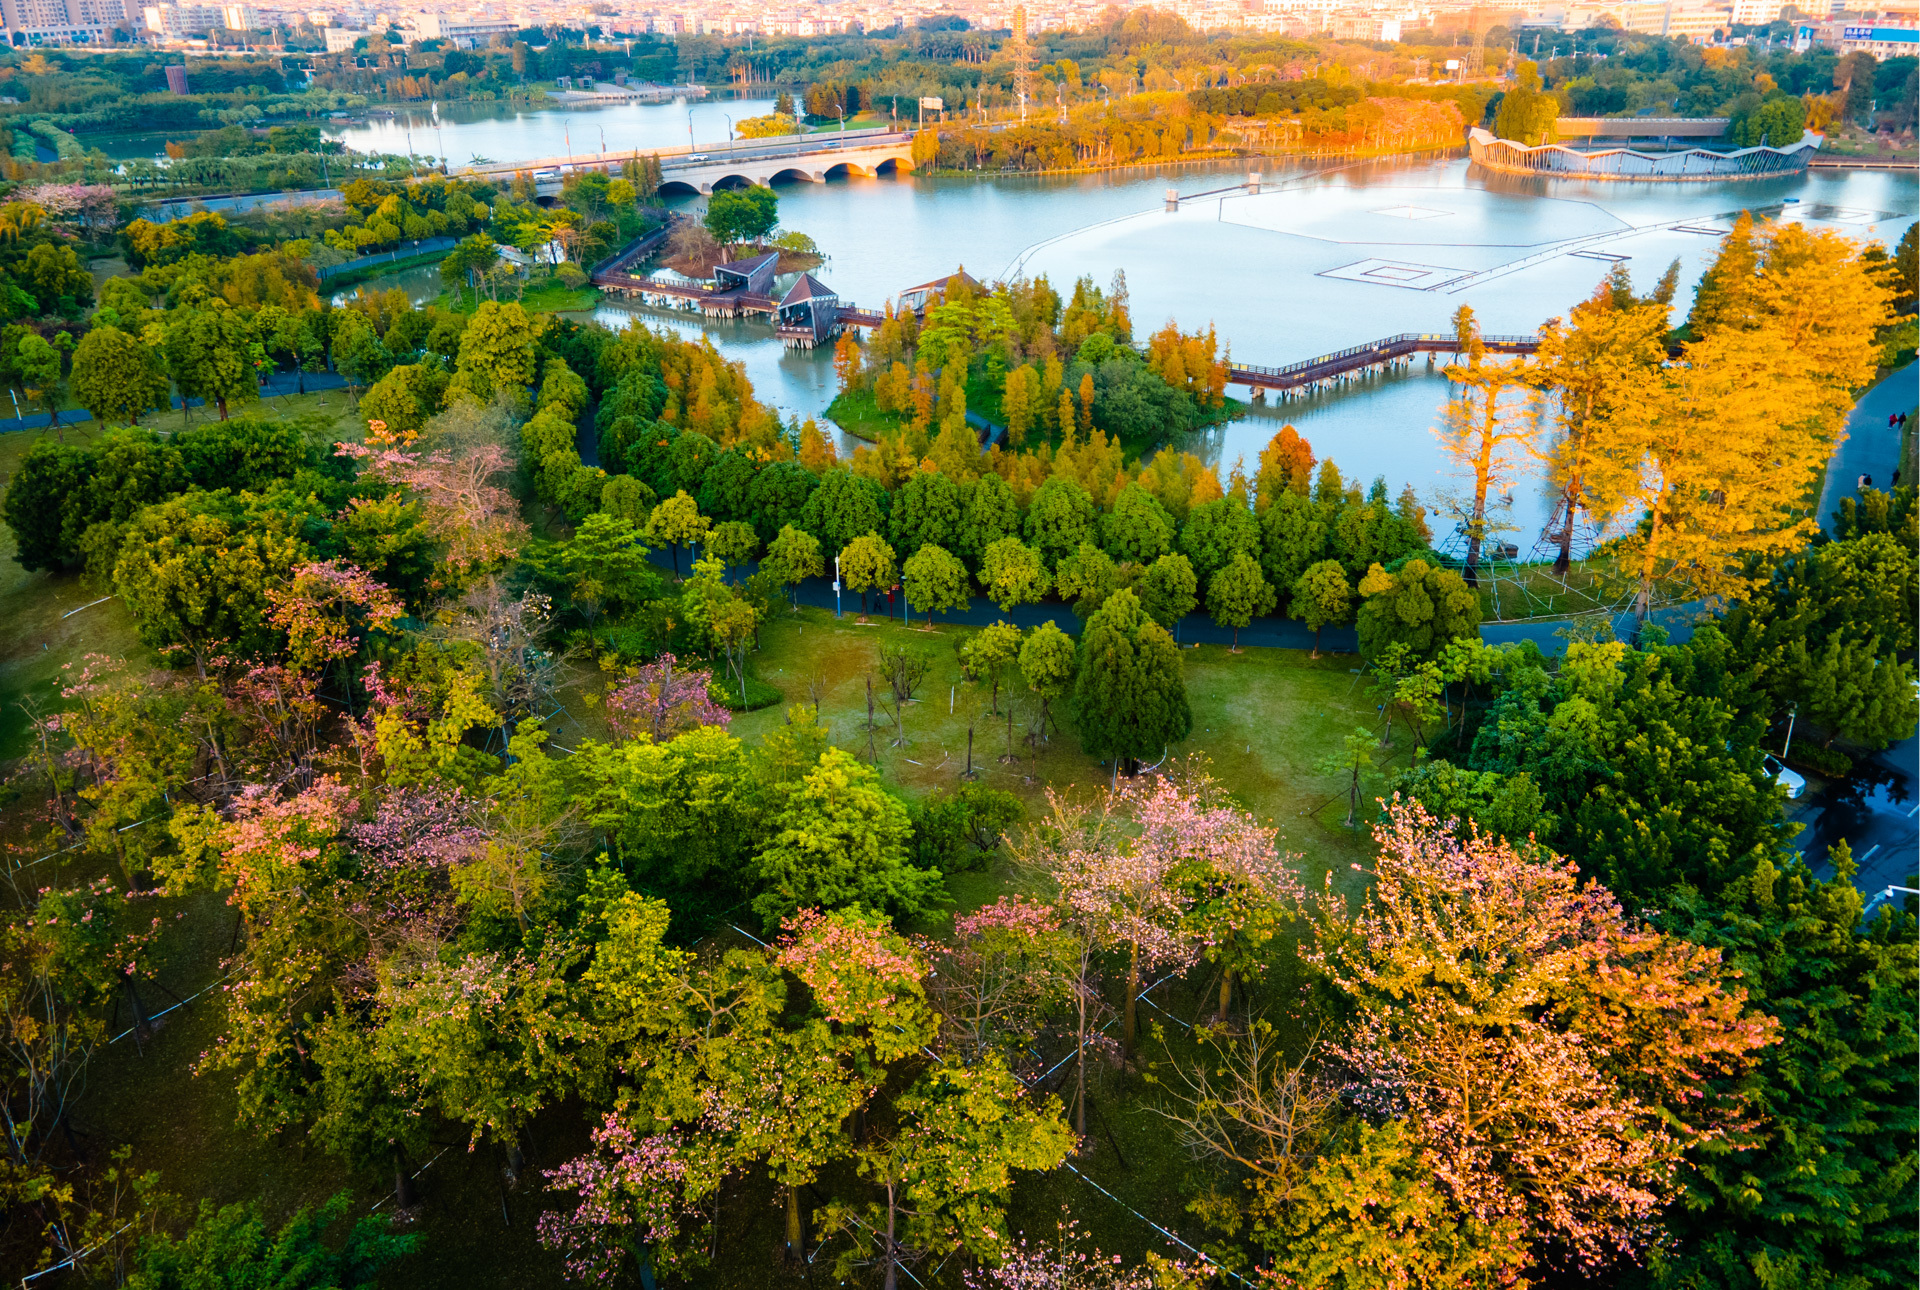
[324, 137, 1914, 557]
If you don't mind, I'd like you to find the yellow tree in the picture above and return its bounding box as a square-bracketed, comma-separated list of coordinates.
[1435, 304, 1536, 586]
[1586, 327, 1827, 623]
[1590, 220, 1893, 623]
[1531, 277, 1671, 573]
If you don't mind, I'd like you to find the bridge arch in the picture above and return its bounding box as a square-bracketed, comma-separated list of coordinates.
[874, 154, 914, 174]
[708, 172, 758, 191]
[822, 161, 872, 180]
[766, 166, 820, 185]
[656, 178, 701, 197]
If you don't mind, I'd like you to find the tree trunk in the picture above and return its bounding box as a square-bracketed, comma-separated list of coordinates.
[783, 1185, 805, 1265]
[394, 1146, 417, 1209]
[1122, 941, 1140, 1065]
[883, 1183, 899, 1290]
[1216, 969, 1231, 1024]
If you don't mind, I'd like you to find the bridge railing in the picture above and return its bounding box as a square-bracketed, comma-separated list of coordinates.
[1230, 332, 1537, 380]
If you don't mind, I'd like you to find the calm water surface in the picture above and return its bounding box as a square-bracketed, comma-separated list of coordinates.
[327, 110, 1919, 547]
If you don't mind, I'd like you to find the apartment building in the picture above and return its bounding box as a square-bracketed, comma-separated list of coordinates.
[1329, 11, 1403, 38]
[3, 0, 134, 41]
[412, 11, 513, 43]
[142, 0, 222, 33]
[1797, 13, 1917, 53]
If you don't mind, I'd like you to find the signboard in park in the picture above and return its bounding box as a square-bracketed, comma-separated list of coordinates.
[919, 96, 944, 110]
[1444, 59, 1461, 70]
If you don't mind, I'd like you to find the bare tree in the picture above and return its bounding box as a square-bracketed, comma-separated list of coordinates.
[1149, 1023, 1337, 1195]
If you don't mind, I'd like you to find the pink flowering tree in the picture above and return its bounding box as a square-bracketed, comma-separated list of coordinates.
[336, 440, 527, 592]
[266, 559, 404, 678]
[191, 778, 363, 1135]
[1026, 766, 1301, 1087]
[962, 1219, 1182, 1290]
[604, 653, 730, 743]
[539, 1115, 718, 1287]
[923, 896, 1078, 1070]
[1305, 799, 1777, 1277]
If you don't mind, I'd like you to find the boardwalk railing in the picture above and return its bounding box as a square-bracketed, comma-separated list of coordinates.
[319, 236, 459, 280]
[1229, 331, 1537, 390]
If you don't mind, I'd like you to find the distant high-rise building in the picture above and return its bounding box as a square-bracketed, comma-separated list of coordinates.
[221, 2, 255, 27]
[165, 62, 189, 91]
[3, 0, 136, 43]
[142, 1, 222, 35]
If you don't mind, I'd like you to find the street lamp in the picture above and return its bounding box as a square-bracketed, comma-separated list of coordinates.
[724, 113, 734, 151]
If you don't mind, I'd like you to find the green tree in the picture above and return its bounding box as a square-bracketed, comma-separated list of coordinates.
[1654, 849, 1918, 1290]
[438, 232, 501, 304]
[1789, 633, 1916, 750]
[957, 473, 1021, 569]
[15, 332, 65, 426]
[763, 523, 823, 607]
[2, 439, 92, 571]
[553, 512, 655, 621]
[1023, 476, 1097, 569]
[1072, 588, 1191, 774]
[111, 491, 309, 675]
[962, 620, 1023, 716]
[889, 469, 964, 556]
[358, 363, 447, 442]
[979, 535, 1049, 612]
[1054, 541, 1119, 621]
[1019, 620, 1077, 741]
[454, 300, 540, 401]
[703, 185, 779, 247]
[708, 518, 760, 569]
[1355, 559, 1481, 663]
[646, 489, 710, 577]
[902, 542, 969, 625]
[1138, 551, 1198, 632]
[165, 304, 257, 421]
[1182, 495, 1261, 586]
[69, 325, 170, 428]
[1493, 59, 1558, 145]
[747, 747, 942, 926]
[839, 531, 896, 616]
[127, 1193, 416, 1290]
[1293, 559, 1353, 657]
[1207, 551, 1275, 651]
[821, 1058, 1074, 1290]
[1319, 726, 1377, 827]
[801, 469, 888, 553]
[1101, 480, 1176, 564]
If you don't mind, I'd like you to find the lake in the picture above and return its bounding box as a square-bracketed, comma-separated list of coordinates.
[328, 110, 1918, 553]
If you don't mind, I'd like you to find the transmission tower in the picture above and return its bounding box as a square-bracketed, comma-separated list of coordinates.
[1010, 5, 1034, 121]
[1465, 5, 1487, 76]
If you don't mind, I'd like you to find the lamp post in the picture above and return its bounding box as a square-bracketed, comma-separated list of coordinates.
[833, 556, 842, 617]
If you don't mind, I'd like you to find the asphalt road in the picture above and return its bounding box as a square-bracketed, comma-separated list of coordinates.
[1795, 731, 1919, 903]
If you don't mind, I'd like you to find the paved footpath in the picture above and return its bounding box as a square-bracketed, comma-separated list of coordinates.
[1818, 360, 1918, 533]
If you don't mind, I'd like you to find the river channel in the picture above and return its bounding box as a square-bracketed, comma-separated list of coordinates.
[320, 103, 1918, 548]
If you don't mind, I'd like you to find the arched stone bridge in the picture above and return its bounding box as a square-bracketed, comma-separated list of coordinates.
[656, 137, 916, 194]
[453, 131, 916, 198]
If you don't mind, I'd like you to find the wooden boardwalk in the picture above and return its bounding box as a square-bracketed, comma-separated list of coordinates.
[1230, 331, 1538, 395]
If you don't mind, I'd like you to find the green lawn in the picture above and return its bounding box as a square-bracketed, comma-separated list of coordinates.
[721, 605, 1399, 906]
